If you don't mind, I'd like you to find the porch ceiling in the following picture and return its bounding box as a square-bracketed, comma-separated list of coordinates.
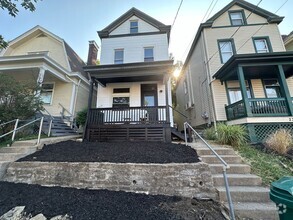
[213, 52, 293, 81]
[84, 60, 174, 86]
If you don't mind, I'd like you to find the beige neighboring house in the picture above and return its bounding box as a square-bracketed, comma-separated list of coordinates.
[176, 0, 293, 143]
[283, 31, 293, 51]
[0, 26, 95, 128]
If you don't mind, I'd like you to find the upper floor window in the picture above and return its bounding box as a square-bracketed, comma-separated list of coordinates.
[144, 47, 154, 62]
[218, 40, 235, 64]
[130, 21, 138, 33]
[253, 37, 272, 53]
[229, 11, 246, 26]
[114, 49, 124, 64]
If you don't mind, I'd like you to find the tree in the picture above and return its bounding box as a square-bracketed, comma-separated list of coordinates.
[0, 0, 40, 48]
[0, 73, 43, 123]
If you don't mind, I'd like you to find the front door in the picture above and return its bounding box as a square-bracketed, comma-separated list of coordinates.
[141, 84, 158, 121]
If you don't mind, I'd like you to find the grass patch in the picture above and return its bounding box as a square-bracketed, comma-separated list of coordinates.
[0, 139, 12, 148]
[235, 144, 293, 186]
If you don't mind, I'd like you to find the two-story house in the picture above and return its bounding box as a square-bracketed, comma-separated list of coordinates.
[83, 8, 175, 142]
[0, 26, 95, 136]
[176, 0, 293, 143]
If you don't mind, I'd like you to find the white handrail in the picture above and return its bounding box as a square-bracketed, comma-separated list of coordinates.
[184, 122, 235, 220]
[0, 119, 17, 128]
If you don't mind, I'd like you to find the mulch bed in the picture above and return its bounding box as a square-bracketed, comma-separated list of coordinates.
[18, 140, 200, 163]
[0, 181, 226, 220]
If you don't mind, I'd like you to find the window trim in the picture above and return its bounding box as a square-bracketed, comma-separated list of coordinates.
[112, 88, 130, 108]
[144, 47, 154, 62]
[228, 10, 247, 26]
[217, 39, 236, 64]
[40, 82, 54, 105]
[262, 78, 282, 98]
[114, 49, 124, 64]
[130, 20, 138, 34]
[225, 80, 253, 105]
[252, 36, 273, 53]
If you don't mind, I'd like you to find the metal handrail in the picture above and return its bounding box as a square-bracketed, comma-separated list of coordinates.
[183, 122, 235, 220]
[0, 119, 17, 128]
[0, 117, 44, 145]
[38, 108, 54, 137]
[168, 105, 188, 119]
[59, 103, 73, 118]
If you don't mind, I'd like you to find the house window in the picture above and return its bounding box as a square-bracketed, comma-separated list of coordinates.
[253, 37, 271, 53]
[226, 80, 252, 104]
[218, 40, 235, 63]
[263, 79, 281, 98]
[40, 83, 54, 104]
[144, 47, 154, 62]
[183, 80, 188, 94]
[112, 88, 130, 108]
[229, 11, 245, 26]
[130, 21, 138, 33]
[114, 49, 124, 64]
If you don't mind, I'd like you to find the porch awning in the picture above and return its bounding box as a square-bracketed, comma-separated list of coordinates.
[213, 52, 293, 81]
[83, 60, 174, 86]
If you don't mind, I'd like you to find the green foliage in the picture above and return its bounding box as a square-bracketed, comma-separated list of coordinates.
[203, 126, 217, 140]
[0, 0, 40, 48]
[236, 144, 293, 186]
[76, 109, 87, 127]
[0, 73, 43, 122]
[216, 123, 247, 148]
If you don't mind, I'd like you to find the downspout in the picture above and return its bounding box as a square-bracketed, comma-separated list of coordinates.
[72, 79, 81, 117]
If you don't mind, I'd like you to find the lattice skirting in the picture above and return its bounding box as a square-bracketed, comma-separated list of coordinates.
[246, 123, 293, 143]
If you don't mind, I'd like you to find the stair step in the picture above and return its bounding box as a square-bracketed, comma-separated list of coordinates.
[228, 202, 278, 220]
[196, 148, 235, 155]
[210, 164, 251, 174]
[0, 161, 10, 179]
[200, 155, 242, 164]
[0, 153, 27, 162]
[217, 186, 270, 203]
[0, 146, 37, 154]
[10, 141, 36, 147]
[213, 174, 262, 186]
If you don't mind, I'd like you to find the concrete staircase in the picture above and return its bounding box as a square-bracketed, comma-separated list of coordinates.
[42, 117, 77, 137]
[190, 142, 278, 220]
[0, 140, 38, 179]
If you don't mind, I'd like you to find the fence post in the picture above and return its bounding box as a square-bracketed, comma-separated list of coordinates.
[11, 119, 19, 142]
[48, 119, 52, 137]
[37, 117, 44, 145]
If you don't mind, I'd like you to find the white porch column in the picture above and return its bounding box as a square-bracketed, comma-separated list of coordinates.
[37, 67, 46, 85]
[69, 83, 77, 114]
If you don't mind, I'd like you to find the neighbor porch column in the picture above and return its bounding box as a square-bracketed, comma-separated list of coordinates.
[277, 65, 293, 116]
[237, 66, 252, 117]
[83, 78, 94, 141]
[37, 67, 46, 85]
[165, 78, 170, 124]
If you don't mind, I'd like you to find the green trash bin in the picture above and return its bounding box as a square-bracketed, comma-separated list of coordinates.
[270, 176, 293, 220]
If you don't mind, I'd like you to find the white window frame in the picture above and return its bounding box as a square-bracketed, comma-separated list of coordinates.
[229, 11, 245, 26]
[144, 47, 154, 62]
[218, 40, 234, 64]
[254, 39, 270, 53]
[40, 83, 54, 105]
[114, 49, 124, 64]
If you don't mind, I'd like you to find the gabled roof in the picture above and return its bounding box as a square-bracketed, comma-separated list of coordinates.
[206, 0, 283, 24]
[98, 7, 171, 39]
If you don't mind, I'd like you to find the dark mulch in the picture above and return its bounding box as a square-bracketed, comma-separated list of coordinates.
[0, 181, 226, 220]
[18, 140, 199, 163]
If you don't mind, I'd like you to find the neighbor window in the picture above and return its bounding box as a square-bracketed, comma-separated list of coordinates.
[114, 49, 124, 64]
[183, 80, 188, 94]
[40, 83, 54, 104]
[226, 80, 252, 104]
[144, 47, 154, 62]
[253, 38, 271, 53]
[130, 21, 138, 33]
[112, 88, 130, 108]
[263, 79, 281, 98]
[218, 40, 235, 63]
[229, 11, 245, 26]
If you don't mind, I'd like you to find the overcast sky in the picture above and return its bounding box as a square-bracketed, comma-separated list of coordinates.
[1, 0, 292, 62]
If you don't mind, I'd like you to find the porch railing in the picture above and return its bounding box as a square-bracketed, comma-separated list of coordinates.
[225, 98, 290, 121]
[87, 106, 168, 126]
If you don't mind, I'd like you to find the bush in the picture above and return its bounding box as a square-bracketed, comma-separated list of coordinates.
[265, 129, 293, 155]
[203, 127, 217, 140]
[216, 123, 247, 148]
[76, 109, 87, 127]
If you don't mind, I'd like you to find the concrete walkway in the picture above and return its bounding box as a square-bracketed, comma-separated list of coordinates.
[190, 141, 278, 220]
[0, 135, 81, 179]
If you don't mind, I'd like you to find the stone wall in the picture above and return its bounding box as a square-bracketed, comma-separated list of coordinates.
[4, 162, 216, 199]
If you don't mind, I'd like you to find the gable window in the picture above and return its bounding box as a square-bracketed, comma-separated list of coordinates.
[263, 79, 281, 98]
[40, 83, 54, 104]
[112, 88, 130, 108]
[253, 37, 272, 53]
[114, 49, 124, 64]
[226, 81, 252, 104]
[218, 40, 235, 64]
[229, 11, 246, 26]
[144, 47, 154, 62]
[130, 21, 138, 33]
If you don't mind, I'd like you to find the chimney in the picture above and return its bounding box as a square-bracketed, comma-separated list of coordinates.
[87, 40, 99, 65]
